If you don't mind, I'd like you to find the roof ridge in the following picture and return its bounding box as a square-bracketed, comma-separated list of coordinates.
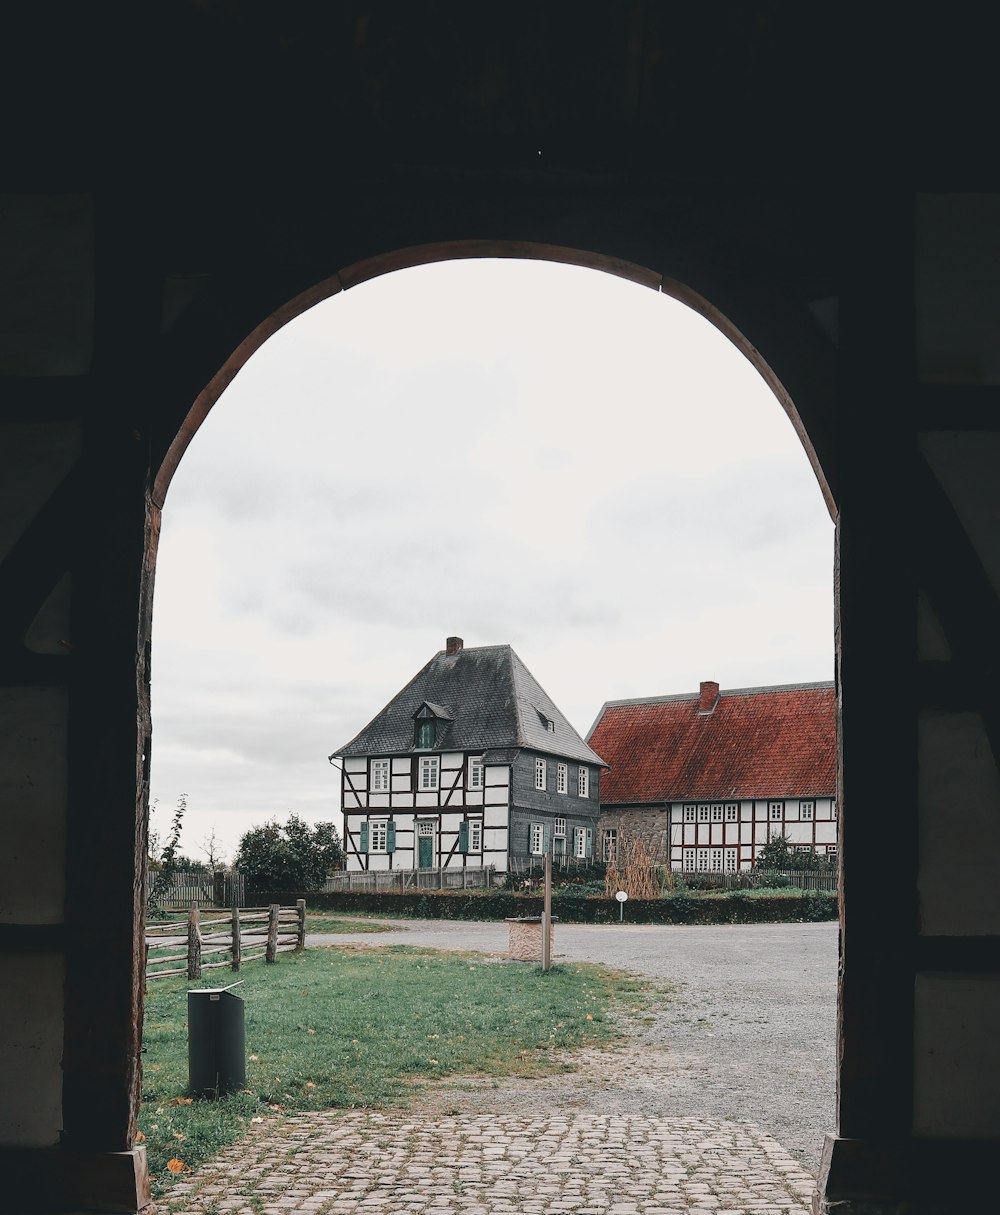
[599, 679, 834, 709]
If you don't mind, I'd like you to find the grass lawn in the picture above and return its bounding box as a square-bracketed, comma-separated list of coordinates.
[140, 944, 647, 1193]
[304, 914, 393, 934]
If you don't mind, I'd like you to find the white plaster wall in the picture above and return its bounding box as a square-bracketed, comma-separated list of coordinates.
[914, 974, 1000, 1137]
[918, 709, 1000, 934]
[0, 952, 64, 1146]
[344, 758, 365, 773]
[785, 822, 813, 844]
[485, 767, 509, 787]
[392, 793, 414, 809]
[0, 685, 67, 924]
[484, 805, 508, 829]
[392, 759, 411, 774]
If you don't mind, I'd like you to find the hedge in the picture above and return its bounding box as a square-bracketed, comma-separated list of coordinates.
[257, 888, 837, 925]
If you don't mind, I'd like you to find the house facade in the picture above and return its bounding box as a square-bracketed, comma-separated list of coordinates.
[330, 638, 606, 873]
[587, 679, 836, 872]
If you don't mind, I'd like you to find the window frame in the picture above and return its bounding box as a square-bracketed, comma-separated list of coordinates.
[530, 822, 544, 855]
[419, 756, 440, 791]
[725, 803, 738, 822]
[603, 828, 617, 862]
[468, 756, 484, 790]
[769, 800, 784, 821]
[556, 762, 568, 794]
[534, 757, 547, 791]
[370, 759, 391, 793]
[468, 819, 482, 853]
[554, 817, 566, 838]
[683, 805, 696, 823]
[577, 766, 589, 798]
[801, 800, 815, 821]
[370, 820, 388, 853]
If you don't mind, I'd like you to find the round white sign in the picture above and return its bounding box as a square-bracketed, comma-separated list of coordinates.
[615, 890, 629, 903]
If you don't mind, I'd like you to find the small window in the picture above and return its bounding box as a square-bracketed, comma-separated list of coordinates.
[419, 756, 440, 790]
[577, 767, 589, 798]
[710, 848, 723, 872]
[416, 720, 435, 749]
[683, 805, 696, 823]
[534, 758, 547, 790]
[826, 844, 838, 856]
[371, 759, 391, 792]
[769, 801, 784, 821]
[725, 803, 738, 822]
[468, 820, 482, 852]
[468, 756, 484, 789]
[724, 847, 738, 873]
[711, 804, 723, 822]
[556, 763, 568, 794]
[697, 804, 710, 823]
[370, 821, 388, 853]
[794, 845, 813, 854]
[530, 822, 544, 855]
[696, 849, 709, 872]
[575, 827, 591, 859]
[603, 828, 617, 862]
[682, 848, 696, 871]
[554, 817, 566, 838]
[801, 801, 814, 821]
[417, 820, 434, 837]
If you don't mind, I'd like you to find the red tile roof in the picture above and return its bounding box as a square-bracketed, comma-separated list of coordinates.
[587, 682, 835, 804]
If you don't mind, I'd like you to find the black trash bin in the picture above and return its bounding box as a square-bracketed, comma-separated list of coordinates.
[187, 982, 246, 1097]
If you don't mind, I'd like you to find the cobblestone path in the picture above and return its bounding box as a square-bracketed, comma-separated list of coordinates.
[164, 1110, 815, 1215]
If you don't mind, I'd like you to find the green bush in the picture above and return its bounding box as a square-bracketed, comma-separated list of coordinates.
[265, 887, 838, 925]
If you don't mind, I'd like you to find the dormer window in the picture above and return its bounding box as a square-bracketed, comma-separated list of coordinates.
[413, 701, 451, 750]
[416, 720, 435, 749]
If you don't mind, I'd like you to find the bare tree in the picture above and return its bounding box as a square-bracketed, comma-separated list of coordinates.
[200, 823, 227, 871]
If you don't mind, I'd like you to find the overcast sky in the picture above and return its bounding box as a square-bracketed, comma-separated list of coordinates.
[150, 259, 834, 863]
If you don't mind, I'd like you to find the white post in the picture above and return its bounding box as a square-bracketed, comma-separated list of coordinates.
[541, 851, 552, 971]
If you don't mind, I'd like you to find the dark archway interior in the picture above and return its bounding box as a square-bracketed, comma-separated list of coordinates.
[2, 7, 999, 1212]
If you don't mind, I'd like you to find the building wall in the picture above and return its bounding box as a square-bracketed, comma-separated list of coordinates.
[598, 798, 838, 871]
[342, 753, 511, 872]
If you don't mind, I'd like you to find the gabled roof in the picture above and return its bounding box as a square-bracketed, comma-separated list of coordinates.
[331, 644, 606, 767]
[587, 681, 835, 804]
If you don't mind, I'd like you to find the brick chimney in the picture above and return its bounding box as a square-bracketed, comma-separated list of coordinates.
[446, 636, 464, 656]
[698, 680, 720, 714]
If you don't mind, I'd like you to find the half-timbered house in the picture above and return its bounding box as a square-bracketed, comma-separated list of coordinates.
[330, 637, 607, 873]
[587, 680, 836, 873]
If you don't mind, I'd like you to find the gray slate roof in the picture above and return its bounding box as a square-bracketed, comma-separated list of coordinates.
[331, 644, 606, 767]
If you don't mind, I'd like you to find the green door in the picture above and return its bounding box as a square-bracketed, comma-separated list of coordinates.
[418, 835, 433, 868]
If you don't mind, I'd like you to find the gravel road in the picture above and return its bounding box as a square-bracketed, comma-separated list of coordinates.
[308, 918, 838, 1172]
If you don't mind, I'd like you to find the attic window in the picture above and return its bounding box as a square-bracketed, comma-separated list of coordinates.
[537, 709, 556, 733]
[416, 720, 435, 749]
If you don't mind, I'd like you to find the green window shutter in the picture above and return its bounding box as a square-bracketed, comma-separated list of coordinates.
[459, 821, 469, 853]
[585, 828, 593, 859]
[571, 827, 579, 855]
[359, 822, 369, 853]
[542, 822, 551, 853]
[386, 821, 396, 853]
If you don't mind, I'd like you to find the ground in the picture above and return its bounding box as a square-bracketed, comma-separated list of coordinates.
[160, 918, 836, 1214]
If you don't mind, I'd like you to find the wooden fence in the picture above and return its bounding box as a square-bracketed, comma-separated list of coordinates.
[151, 870, 247, 910]
[145, 901, 305, 981]
[323, 864, 495, 893]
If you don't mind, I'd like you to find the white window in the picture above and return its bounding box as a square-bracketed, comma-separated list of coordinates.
[801, 800, 814, 821]
[535, 758, 546, 790]
[554, 817, 566, 838]
[725, 803, 738, 822]
[419, 756, 440, 790]
[577, 766, 589, 798]
[556, 763, 568, 794]
[683, 805, 696, 823]
[530, 822, 544, 855]
[769, 801, 784, 821]
[794, 845, 813, 854]
[370, 821, 388, 852]
[826, 844, 838, 856]
[468, 756, 484, 789]
[682, 848, 696, 871]
[417, 820, 434, 837]
[724, 848, 738, 873]
[603, 828, 617, 862]
[468, 820, 482, 852]
[711, 804, 723, 822]
[371, 759, 391, 792]
[575, 827, 591, 859]
[697, 804, 710, 822]
[710, 848, 723, 872]
[696, 849, 709, 872]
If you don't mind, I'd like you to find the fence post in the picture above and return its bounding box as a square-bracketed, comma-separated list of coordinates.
[231, 905, 241, 972]
[296, 898, 306, 951]
[265, 903, 279, 963]
[187, 906, 202, 980]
